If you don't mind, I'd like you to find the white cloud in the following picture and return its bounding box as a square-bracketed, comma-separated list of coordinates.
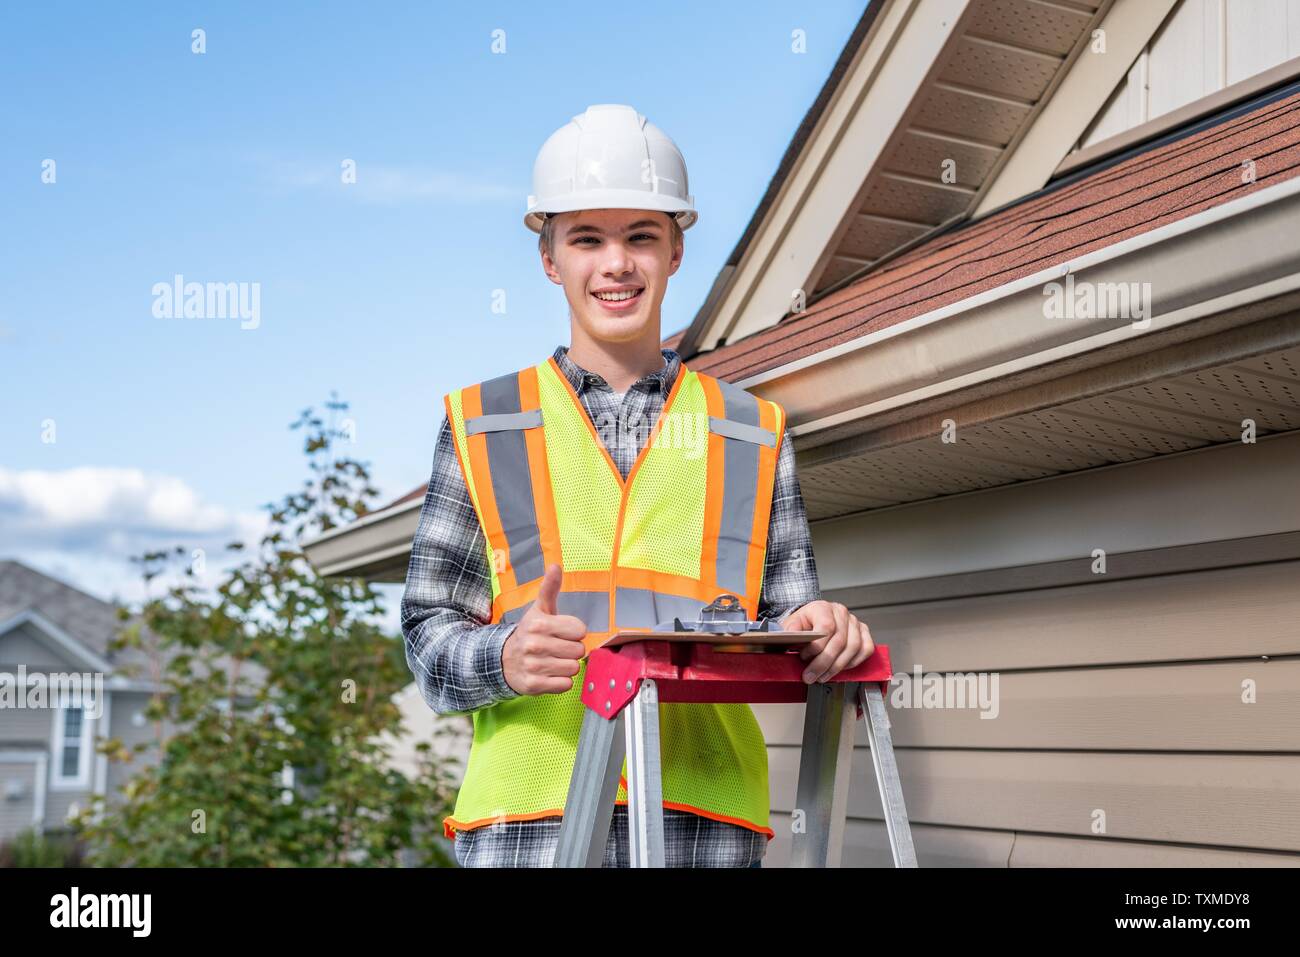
[0, 466, 269, 605]
[0, 467, 237, 532]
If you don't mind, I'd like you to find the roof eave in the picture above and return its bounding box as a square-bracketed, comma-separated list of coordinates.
[677, 0, 895, 359]
[738, 175, 1300, 449]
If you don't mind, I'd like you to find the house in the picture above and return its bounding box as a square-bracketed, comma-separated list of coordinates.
[303, 0, 1300, 865]
[0, 560, 168, 842]
[0, 559, 457, 854]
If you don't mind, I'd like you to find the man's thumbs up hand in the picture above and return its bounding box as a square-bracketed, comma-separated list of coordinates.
[535, 560, 562, 616]
[502, 563, 589, 696]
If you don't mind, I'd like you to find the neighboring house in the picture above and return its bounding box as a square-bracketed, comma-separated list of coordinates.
[380, 683, 472, 785]
[0, 559, 462, 851]
[0, 560, 170, 842]
[303, 0, 1300, 866]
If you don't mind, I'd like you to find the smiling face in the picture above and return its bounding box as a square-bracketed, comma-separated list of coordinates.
[540, 208, 683, 346]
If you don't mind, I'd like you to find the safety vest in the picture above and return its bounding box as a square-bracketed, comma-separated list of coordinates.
[440, 354, 785, 842]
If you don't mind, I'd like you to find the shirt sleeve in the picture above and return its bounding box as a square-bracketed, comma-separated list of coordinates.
[757, 429, 823, 626]
[400, 414, 522, 717]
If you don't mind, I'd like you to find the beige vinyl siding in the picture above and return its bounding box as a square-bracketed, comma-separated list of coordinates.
[758, 427, 1300, 866]
[1079, 0, 1300, 150]
[765, 816, 1300, 867]
[756, 562, 1300, 865]
[768, 748, 1300, 850]
[758, 652, 1300, 752]
[838, 562, 1299, 671]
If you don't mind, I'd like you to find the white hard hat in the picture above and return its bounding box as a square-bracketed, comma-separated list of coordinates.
[525, 104, 697, 233]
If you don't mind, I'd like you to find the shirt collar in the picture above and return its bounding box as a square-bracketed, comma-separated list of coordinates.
[552, 344, 681, 396]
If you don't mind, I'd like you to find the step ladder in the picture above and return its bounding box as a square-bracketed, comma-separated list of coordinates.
[551, 600, 917, 868]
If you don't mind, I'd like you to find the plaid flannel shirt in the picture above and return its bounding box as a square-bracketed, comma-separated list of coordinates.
[400, 344, 822, 866]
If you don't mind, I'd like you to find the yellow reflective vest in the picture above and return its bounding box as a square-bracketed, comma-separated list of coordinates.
[441, 355, 785, 842]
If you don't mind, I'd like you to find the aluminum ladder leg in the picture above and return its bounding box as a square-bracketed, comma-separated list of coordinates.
[555, 676, 915, 867]
[789, 681, 917, 867]
[553, 678, 665, 867]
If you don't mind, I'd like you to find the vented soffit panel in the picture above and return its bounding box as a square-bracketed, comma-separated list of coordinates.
[814, 0, 1112, 297]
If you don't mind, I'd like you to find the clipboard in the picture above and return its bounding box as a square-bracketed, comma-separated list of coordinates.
[596, 628, 829, 654]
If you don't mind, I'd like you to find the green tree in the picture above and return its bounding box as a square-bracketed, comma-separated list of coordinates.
[73, 394, 460, 866]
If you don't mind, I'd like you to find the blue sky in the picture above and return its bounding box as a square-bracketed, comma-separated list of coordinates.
[0, 0, 867, 616]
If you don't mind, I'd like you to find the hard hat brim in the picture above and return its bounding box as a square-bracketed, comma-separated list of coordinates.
[525, 189, 697, 234]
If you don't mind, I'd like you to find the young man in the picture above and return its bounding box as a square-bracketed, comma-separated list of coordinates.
[400, 104, 874, 868]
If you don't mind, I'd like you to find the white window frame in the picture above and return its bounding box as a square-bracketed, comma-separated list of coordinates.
[50, 696, 94, 791]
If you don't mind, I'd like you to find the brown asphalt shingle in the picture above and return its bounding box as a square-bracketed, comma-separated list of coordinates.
[684, 89, 1300, 382]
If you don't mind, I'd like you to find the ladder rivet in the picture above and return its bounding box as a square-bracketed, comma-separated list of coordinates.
[609, 678, 615, 689]
[625, 680, 632, 691]
[605, 700, 611, 710]
[587, 682, 594, 692]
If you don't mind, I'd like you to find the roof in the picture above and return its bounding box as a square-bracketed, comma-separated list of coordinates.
[381, 486, 426, 511]
[687, 4, 888, 315]
[0, 559, 267, 687]
[676, 0, 1141, 357]
[682, 85, 1300, 382]
[674, 3, 886, 359]
[0, 559, 135, 665]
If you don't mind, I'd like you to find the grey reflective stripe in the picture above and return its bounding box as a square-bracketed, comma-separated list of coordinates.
[465, 409, 543, 436]
[714, 377, 760, 426]
[614, 588, 713, 630]
[501, 590, 611, 633]
[707, 416, 776, 448]
[712, 378, 764, 595]
[478, 371, 546, 584]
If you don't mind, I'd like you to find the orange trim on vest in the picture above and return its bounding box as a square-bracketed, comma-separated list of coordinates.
[488, 569, 611, 618]
[612, 567, 719, 599]
[443, 804, 776, 843]
[611, 568, 743, 616]
[747, 397, 780, 605]
[519, 365, 564, 574]
[698, 375, 727, 598]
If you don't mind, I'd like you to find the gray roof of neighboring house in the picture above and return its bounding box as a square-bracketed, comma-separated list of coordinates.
[0, 559, 267, 688]
[0, 601, 26, 628]
[0, 561, 131, 663]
